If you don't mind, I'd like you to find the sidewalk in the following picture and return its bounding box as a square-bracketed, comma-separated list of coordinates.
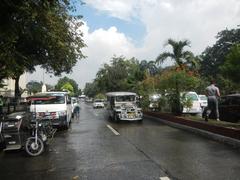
[144, 111, 240, 148]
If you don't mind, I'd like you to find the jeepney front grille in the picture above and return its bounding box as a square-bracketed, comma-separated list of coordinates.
[125, 107, 135, 112]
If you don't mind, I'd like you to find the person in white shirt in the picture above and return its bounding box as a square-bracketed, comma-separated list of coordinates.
[205, 80, 221, 121]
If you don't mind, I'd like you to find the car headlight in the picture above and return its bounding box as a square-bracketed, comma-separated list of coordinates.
[58, 111, 67, 116]
[115, 110, 122, 113]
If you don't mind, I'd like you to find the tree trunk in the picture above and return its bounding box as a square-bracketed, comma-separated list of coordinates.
[14, 75, 21, 100]
[172, 76, 182, 115]
[175, 79, 182, 115]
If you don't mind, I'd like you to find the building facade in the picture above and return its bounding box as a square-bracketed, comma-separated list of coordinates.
[0, 73, 28, 98]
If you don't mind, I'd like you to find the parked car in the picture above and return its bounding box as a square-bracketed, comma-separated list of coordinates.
[106, 92, 143, 122]
[93, 99, 105, 108]
[198, 95, 208, 109]
[149, 102, 159, 111]
[149, 94, 161, 111]
[218, 94, 240, 122]
[182, 91, 202, 114]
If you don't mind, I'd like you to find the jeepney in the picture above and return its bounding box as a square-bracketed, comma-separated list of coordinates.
[106, 92, 143, 122]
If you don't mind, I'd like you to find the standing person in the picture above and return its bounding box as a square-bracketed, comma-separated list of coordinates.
[205, 80, 221, 121]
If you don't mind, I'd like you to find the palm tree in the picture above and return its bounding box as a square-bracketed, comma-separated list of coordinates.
[140, 60, 159, 76]
[156, 39, 199, 115]
[156, 39, 198, 70]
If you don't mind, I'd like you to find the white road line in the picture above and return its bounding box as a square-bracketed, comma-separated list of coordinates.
[160, 177, 170, 180]
[107, 124, 120, 136]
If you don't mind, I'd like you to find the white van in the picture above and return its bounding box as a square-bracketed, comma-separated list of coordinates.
[29, 92, 72, 129]
[182, 91, 202, 114]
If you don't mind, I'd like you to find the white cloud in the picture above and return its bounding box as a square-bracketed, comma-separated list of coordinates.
[86, 0, 240, 55]
[85, 0, 138, 20]
[76, 22, 136, 87]
[27, 21, 137, 89]
[28, 0, 240, 89]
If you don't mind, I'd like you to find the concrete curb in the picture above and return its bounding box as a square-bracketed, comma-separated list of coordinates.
[144, 114, 240, 149]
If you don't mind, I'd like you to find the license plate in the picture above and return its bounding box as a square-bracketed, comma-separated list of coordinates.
[128, 113, 135, 119]
[4, 134, 12, 138]
[42, 116, 52, 119]
[8, 141, 16, 145]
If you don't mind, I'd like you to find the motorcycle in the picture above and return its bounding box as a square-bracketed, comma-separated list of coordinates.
[26, 96, 57, 156]
[25, 115, 56, 156]
[1, 98, 57, 156]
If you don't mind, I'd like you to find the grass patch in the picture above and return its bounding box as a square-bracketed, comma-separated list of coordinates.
[181, 114, 240, 129]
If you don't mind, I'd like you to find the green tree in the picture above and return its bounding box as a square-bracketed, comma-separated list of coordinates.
[83, 56, 144, 97]
[84, 82, 98, 98]
[136, 72, 161, 110]
[26, 81, 42, 95]
[55, 76, 79, 96]
[61, 82, 74, 96]
[0, 0, 85, 98]
[140, 60, 159, 77]
[77, 88, 82, 97]
[95, 93, 105, 99]
[155, 39, 198, 114]
[157, 69, 200, 114]
[200, 27, 240, 79]
[95, 56, 143, 93]
[156, 39, 198, 70]
[26, 81, 55, 95]
[220, 44, 240, 92]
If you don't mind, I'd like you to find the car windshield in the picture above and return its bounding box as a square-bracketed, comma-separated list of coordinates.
[72, 99, 77, 103]
[116, 95, 135, 102]
[186, 93, 198, 101]
[31, 95, 65, 104]
[94, 99, 104, 102]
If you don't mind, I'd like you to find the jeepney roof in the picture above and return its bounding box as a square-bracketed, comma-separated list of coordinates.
[106, 92, 137, 97]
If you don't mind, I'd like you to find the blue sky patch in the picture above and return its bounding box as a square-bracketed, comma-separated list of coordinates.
[69, 1, 146, 47]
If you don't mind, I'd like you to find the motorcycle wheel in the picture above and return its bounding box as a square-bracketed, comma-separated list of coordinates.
[25, 137, 44, 157]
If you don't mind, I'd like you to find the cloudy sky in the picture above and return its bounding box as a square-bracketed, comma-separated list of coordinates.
[28, 0, 240, 89]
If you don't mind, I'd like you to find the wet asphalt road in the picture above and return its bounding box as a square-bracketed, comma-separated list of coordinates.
[0, 102, 240, 180]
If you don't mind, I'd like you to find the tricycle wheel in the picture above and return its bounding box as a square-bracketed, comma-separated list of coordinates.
[114, 113, 120, 123]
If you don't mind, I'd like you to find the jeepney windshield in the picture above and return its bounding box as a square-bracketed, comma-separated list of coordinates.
[116, 95, 135, 102]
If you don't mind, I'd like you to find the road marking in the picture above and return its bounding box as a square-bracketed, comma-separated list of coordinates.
[160, 177, 170, 180]
[107, 124, 120, 135]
